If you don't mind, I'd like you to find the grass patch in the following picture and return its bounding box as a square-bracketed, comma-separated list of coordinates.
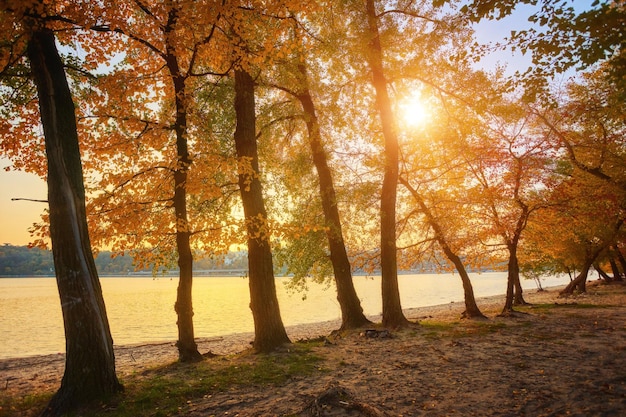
[418, 320, 510, 339]
[460, 321, 508, 336]
[419, 321, 458, 339]
[517, 303, 609, 314]
[0, 392, 53, 417]
[5, 342, 324, 417]
[96, 343, 324, 417]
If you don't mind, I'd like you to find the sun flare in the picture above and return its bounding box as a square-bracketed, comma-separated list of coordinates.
[400, 93, 430, 129]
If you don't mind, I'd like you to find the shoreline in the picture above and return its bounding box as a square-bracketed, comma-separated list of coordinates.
[3, 283, 625, 416]
[1, 284, 563, 361]
[0, 285, 572, 398]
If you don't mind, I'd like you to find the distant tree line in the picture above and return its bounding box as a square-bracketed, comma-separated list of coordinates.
[0, 243, 505, 278]
[0, 245, 248, 277]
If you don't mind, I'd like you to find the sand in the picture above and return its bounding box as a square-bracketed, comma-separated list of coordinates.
[2, 281, 625, 416]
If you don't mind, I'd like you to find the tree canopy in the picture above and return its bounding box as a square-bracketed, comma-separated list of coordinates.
[1, 0, 624, 412]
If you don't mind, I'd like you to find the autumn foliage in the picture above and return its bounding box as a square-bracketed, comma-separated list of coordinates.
[1, 0, 625, 414]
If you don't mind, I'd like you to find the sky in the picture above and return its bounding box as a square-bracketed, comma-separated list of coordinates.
[0, 1, 593, 246]
[0, 158, 47, 245]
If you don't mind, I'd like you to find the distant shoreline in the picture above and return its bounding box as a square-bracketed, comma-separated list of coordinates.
[0, 269, 512, 279]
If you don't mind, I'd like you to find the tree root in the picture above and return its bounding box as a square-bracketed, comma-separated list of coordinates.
[497, 309, 531, 318]
[300, 382, 388, 416]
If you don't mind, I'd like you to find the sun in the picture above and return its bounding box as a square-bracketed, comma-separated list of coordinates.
[399, 93, 430, 129]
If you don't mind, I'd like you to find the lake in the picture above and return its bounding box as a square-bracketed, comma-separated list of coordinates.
[0, 272, 567, 359]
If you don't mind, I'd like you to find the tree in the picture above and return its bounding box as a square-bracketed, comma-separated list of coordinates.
[165, 3, 204, 362]
[612, 244, 626, 281]
[77, 0, 312, 354]
[0, 3, 123, 414]
[560, 217, 623, 294]
[531, 66, 626, 194]
[400, 178, 486, 319]
[362, 0, 410, 327]
[527, 66, 626, 294]
[522, 168, 624, 295]
[463, 0, 626, 97]
[462, 98, 557, 314]
[233, 68, 290, 352]
[395, 65, 506, 319]
[262, 21, 371, 330]
[75, 0, 237, 362]
[556, 173, 624, 295]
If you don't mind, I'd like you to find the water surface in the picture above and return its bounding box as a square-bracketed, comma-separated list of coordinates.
[0, 273, 566, 359]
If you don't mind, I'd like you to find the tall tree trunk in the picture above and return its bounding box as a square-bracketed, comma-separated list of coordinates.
[364, 0, 409, 327]
[234, 69, 290, 352]
[171, 77, 201, 362]
[495, 193, 530, 311]
[27, 27, 122, 416]
[165, 10, 202, 362]
[295, 64, 371, 330]
[400, 178, 485, 319]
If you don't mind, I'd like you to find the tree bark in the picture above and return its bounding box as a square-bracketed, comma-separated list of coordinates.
[512, 273, 528, 305]
[165, 8, 202, 362]
[608, 255, 621, 281]
[501, 246, 528, 314]
[561, 260, 593, 294]
[364, 0, 409, 327]
[295, 64, 371, 330]
[502, 254, 516, 314]
[234, 69, 290, 352]
[27, 27, 122, 416]
[502, 233, 528, 313]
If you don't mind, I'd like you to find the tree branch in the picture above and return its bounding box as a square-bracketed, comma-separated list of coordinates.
[11, 198, 48, 203]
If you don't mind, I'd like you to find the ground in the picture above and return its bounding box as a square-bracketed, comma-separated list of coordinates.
[1, 281, 625, 416]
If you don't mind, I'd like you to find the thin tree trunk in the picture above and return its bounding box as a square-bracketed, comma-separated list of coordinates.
[608, 255, 621, 281]
[295, 64, 371, 330]
[513, 273, 528, 305]
[561, 261, 593, 294]
[165, 9, 202, 362]
[613, 246, 626, 281]
[502, 266, 515, 314]
[593, 263, 613, 282]
[364, 0, 409, 327]
[400, 178, 485, 319]
[27, 27, 122, 416]
[446, 249, 486, 319]
[501, 246, 527, 315]
[234, 69, 290, 352]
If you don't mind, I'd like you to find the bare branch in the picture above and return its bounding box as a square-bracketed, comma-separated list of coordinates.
[11, 198, 48, 203]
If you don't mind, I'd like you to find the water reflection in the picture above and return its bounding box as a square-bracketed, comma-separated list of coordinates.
[0, 272, 566, 359]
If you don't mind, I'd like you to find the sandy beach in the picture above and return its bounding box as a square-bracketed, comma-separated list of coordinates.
[2, 281, 625, 416]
